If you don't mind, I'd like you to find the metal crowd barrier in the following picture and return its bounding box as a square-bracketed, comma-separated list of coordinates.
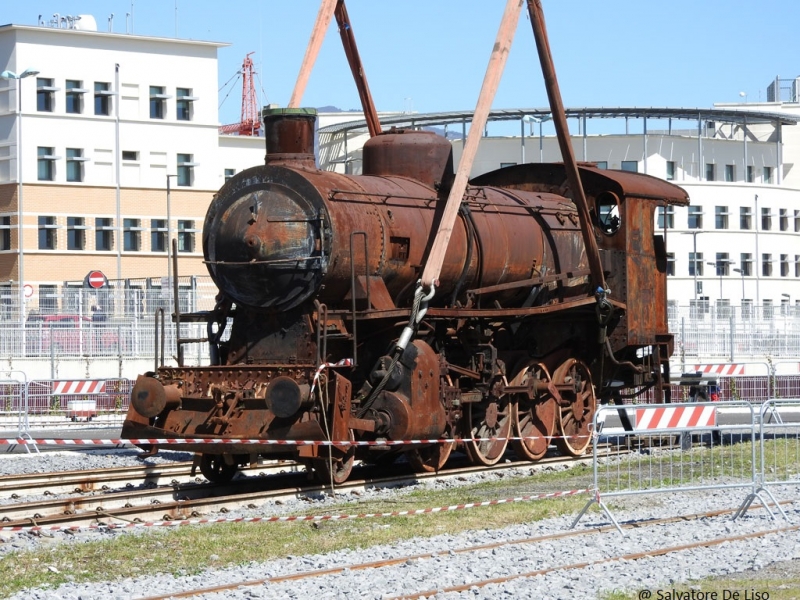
[0, 370, 29, 436]
[571, 401, 788, 534]
[755, 399, 800, 504]
[24, 378, 132, 426]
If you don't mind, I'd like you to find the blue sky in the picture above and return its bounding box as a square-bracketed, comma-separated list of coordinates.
[4, 1, 799, 127]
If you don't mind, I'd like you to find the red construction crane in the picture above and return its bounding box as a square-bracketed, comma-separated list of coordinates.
[219, 52, 261, 136]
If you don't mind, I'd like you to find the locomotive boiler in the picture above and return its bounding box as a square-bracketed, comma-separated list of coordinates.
[122, 107, 688, 483]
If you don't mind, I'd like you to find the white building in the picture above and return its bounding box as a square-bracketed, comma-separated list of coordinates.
[319, 106, 800, 317]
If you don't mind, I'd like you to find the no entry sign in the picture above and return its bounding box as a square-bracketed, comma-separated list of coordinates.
[86, 270, 107, 289]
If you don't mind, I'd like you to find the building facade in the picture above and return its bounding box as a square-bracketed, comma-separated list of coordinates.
[0, 20, 231, 318]
[318, 106, 800, 316]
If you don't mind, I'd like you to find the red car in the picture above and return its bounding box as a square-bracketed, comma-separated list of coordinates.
[26, 314, 120, 356]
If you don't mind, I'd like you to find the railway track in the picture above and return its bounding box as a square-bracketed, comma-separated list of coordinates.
[0, 452, 597, 531]
[132, 503, 799, 600]
[0, 459, 302, 499]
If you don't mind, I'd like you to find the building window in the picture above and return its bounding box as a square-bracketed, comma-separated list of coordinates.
[746, 165, 754, 183]
[715, 253, 729, 276]
[38, 216, 57, 250]
[763, 299, 773, 319]
[95, 218, 113, 251]
[66, 148, 85, 182]
[666, 252, 675, 276]
[123, 218, 141, 251]
[795, 210, 800, 232]
[94, 82, 112, 115]
[779, 209, 788, 231]
[151, 219, 167, 252]
[595, 161, 608, 170]
[740, 253, 752, 277]
[176, 87, 195, 121]
[716, 298, 731, 319]
[666, 161, 675, 181]
[714, 206, 728, 229]
[621, 160, 638, 172]
[689, 252, 703, 277]
[36, 77, 56, 112]
[761, 208, 772, 231]
[0, 216, 10, 251]
[177, 153, 194, 186]
[742, 299, 753, 319]
[149, 85, 168, 119]
[66, 217, 85, 250]
[781, 254, 789, 277]
[781, 297, 790, 316]
[224, 168, 235, 182]
[763, 166, 773, 184]
[688, 205, 703, 229]
[178, 220, 195, 253]
[656, 206, 674, 229]
[762, 253, 772, 277]
[724, 164, 734, 182]
[739, 207, 751, 230]
[65, 80, 85, 114]
[796, 255, 800, 278]
[122, 150, 139, 162]
[37, 147, 55, 181]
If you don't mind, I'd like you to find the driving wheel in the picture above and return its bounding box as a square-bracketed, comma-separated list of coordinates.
[552, 358, 596, 457]
[511, 362, 557, 461]
[464, 395, 512, 466]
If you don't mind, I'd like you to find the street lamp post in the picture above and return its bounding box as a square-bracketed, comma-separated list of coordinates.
[706, 261, 725, 301]
[1, 68, 40, 326]
[165, 174, 177, 288]
[732, 268, 745, 307]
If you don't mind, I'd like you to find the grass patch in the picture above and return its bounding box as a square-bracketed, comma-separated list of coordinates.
[601, 564, 800, 600]
[0, 464, 593, 597]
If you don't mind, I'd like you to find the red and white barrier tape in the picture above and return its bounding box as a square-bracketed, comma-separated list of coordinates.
[0, 435, 590, 447]
[0, 488, 591, 534]
[309, 358, 353, 395]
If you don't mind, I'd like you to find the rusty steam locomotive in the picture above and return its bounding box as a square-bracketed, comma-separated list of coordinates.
[122, 105, 688, 483]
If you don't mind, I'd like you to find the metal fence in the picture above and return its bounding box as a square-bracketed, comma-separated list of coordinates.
[0, 279, 799, 369]
[574, 400, 795, 532]
[758, 399, 800, 491]
[668, 304, 800, 360]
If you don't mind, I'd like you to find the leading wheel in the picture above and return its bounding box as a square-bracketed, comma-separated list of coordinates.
[553, 358, 596, 457]
[313, 430, 355, 485]
[511, 362, 557, 461]
[406, 425, 454, 473]
[464, 395, 511, 466]
[199, 453, 238, 483]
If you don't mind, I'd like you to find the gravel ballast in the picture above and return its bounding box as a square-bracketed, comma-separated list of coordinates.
[1, 449, 799, 599]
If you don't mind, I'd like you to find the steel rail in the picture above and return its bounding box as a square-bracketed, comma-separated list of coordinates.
[394, 518, 800, 599]
[0, 453, 602, 530]
[134, 502, 796, 600]
[0, 460, 302, 500]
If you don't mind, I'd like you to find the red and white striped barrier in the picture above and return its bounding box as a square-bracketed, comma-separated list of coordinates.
[634, 405, 717, 430]
[692, 364, 746, 376]
[51, 380, 107, 395]
[0, 487, 591, 534]
[0, 434, 589, 447]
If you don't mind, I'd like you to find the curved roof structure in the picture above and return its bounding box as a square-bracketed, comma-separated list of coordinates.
[318, 107, 799, 135]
